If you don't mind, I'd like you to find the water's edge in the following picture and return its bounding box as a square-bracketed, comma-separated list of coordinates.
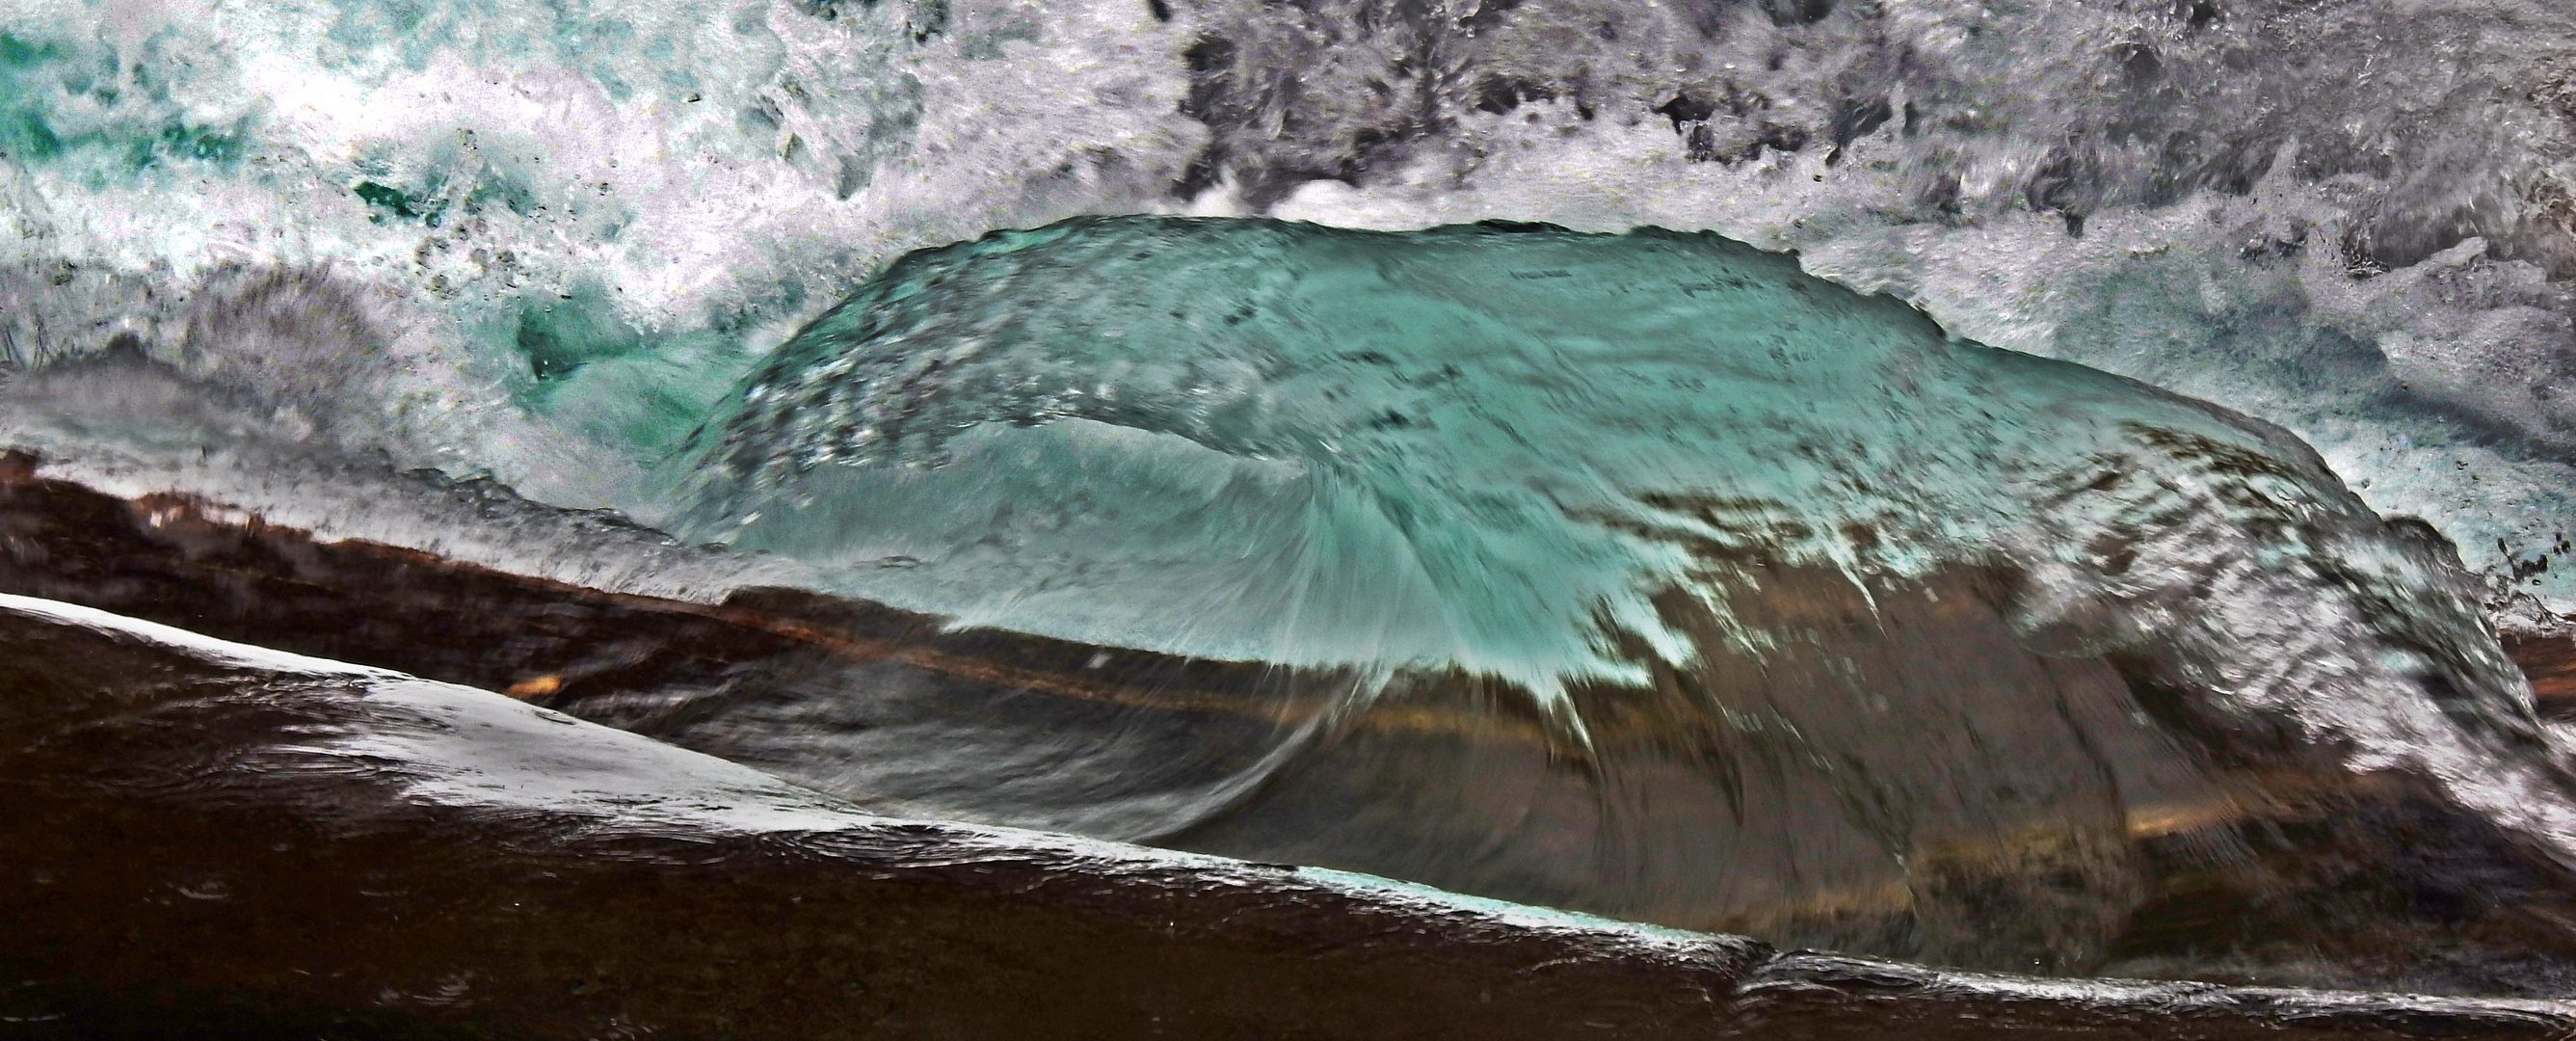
[0, 583, 2568, 1038]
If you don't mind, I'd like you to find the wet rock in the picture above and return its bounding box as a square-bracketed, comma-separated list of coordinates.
[4, 594, 2572, 1038]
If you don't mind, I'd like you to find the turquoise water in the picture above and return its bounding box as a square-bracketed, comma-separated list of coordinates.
[5, 0, 2576, 1000]
[9, 209, 2573, 977]
[677, 218, 2399, 703]
[632, 217, 2576, 973]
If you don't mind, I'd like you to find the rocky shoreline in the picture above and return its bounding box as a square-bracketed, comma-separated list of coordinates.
[3, 587, 2570, 1039]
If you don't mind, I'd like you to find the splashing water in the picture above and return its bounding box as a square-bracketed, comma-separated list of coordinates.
[625, 217, 2576, 975]
[9, 0, 2576, 1013]
[9, 212, 2576, 982]
[682, 216, 2528, 736]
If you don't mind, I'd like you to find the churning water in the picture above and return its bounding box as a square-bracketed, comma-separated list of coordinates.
[13, 215, 2576, 994]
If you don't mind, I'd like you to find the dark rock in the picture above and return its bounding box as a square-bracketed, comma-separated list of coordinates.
[4, 595, 2572, 1038]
